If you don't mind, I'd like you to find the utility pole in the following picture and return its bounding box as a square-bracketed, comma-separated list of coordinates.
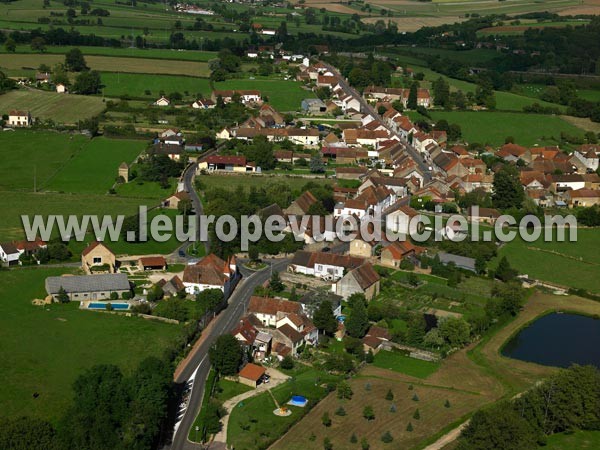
[33, 165, 36, 193]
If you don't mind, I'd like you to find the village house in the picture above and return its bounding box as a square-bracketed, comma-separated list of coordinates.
[163, 190, 190, 209]
[45, 273, 131, 301]
[564, 188, 600, 208]
[56, 83, 67, 94]
[7, 110, 31, 127]
[197, 155, 259, 173]
[154, 96, 171, 107]
[362, 325, 392, 353]
[211, 89, 262, 105]
[138, 256, 167, 271]
[156, 275, 185, 298]
[284, 191, 319, 216]
[191, 98, 215, 109]
[384, 203, 420, 235]
[333, 262, 380, 300]
[234, 128, 320, 147]
[467, 206, 501, 224]
[148, 143, 184, 161]
[231, 314, 272, 360]
[301, 98, 327, 114]
[380, 240, 421, 268]
[0, 242, 20, 266]
[288, 250, 364, 281]
[182, 253, 240, 298]
[81, 241, 117, 274]
[247, 296, 302, 327]
[349, 237, 377, 258]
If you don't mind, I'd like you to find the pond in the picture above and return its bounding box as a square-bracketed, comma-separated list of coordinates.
[502, 313, 600, 369]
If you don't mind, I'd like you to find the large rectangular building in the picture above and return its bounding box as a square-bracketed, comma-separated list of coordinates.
[45, 273, 131, 301]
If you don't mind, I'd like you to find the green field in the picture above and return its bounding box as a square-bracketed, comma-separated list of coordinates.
[43, 137, 145, 194]
[543, 430, 600, 449]
[494, 227, 600, 293]
[216, 79, 316, 112]
[100, 72, 211, 99]
[115, 178, 177, 199]
[427, 111, 585, 147]
[372, 350, 440, 379]
[199, 173, 331, 193]
[0, 267, 181, 422]
[0, 89, 106, 123]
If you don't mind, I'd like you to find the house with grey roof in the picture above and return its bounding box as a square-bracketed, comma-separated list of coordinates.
[45, 273, 131, 301]
[437, 252, 476, 272]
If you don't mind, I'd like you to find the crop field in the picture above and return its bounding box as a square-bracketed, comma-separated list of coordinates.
[0, 54, 210, 77]
[42, 137, 145, 194]
[0, 267, 181, 422]
[427, 111, 585, 147]
[493, 228, 600, 293]
[0, 89, 106, 123]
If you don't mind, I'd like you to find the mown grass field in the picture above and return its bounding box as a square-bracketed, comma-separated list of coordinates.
[0, 53, 210, 77]
[0, 267, 182, 422]
[115, 178, 177, 200]
[427, 111, 584, 147]
[43, 137, 145, 194]
[493, 227, 600, 293]
[543, 430, 600, 449]
[0, 89, 106, 123]
[372, 351, 440, 379]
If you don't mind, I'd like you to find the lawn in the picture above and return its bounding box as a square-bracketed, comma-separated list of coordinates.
[115, 178, 177, 200]
[493, 227, 600, 293]
[215, 79, 316, 112]
[215, 379, 253, 402]
[43, 137, 146, 194]
[0, 89, 106, 123]
[227, 366, 340, 450]
[427, 111, 585, 147]
[0, 267, 182, 422]
[0, 54, 210, 77]
[0, 130, 87, 191]
[372, 350, 440, 379]
[543, 430, 600, 449]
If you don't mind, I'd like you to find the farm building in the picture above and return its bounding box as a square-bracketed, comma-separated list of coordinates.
[138, 256, 167, 271]
[7, 110, 31, 127]
[45, 273, 131, 301]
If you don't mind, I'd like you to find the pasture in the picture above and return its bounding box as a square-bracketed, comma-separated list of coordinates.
[0, 267, 181, 422]
[0, 54, 210, 77]
[427, 111, 585, 147]
[0, 89, 106, 123]
[0, 130, 86, 191]
[199, 173, 331, 193]
[42, 137, 145, 194]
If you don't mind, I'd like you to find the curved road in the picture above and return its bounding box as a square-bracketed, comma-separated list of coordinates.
[321, 61, 432, 183]
[169, 258, 290, 450]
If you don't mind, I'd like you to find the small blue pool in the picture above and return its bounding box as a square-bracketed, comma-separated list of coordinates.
[88, 302, 130, 310]
[288, 395, 308, 407]
[337, 315, 346, 323]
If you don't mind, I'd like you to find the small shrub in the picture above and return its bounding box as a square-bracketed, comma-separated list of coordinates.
[361, 437, 370, 450]
[385, 389, 394, 401]
[408, 384, 414, 390]
[413, 409, 420, 420]
[363, 405, 375, 421]
[381, 431, 393, 443]
[407, 422, 413, 432]
[350, 433, 357, 443]
[445, 399, 451, 408]
[412, 393, 419, 402]
[309, 433, 316, 442]
[322, 412, 331, 427]
[335, 406, 346, 416]
[323, 437, 333, 450]
[280, 355, 294, 370]
[389, 403, 397, 413]
[365, 382, 371, 391]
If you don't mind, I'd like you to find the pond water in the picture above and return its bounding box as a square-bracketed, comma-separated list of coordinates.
[502, 313, 600, 368]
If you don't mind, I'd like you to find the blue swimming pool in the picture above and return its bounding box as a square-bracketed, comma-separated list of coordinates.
[88, 302, 130, 310]
[288, 395, 308, 407]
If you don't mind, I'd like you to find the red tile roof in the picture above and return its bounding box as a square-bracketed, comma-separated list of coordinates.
[238, 363, 266, 381]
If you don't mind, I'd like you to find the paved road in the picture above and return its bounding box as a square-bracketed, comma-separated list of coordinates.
[321, 62, 432, 182]
[169, 258, 291, 450]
